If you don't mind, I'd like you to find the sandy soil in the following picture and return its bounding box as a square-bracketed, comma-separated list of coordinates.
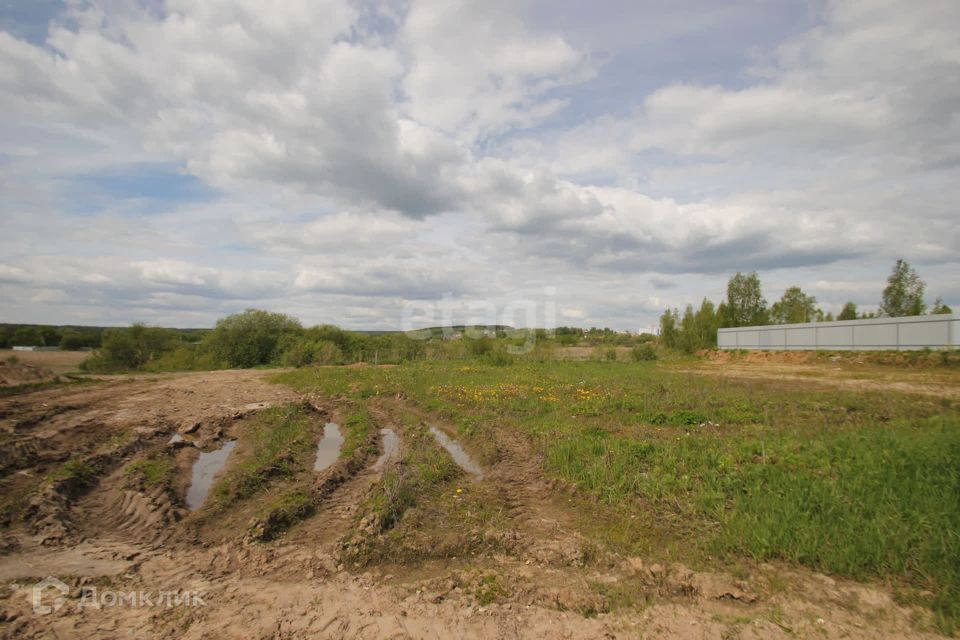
[0, 370, 943, 639]
[0, 362, 58, 388]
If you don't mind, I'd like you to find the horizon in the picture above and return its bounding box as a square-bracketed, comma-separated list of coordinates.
[1, 1, 958, 330]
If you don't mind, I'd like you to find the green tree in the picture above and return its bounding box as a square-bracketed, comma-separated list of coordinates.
[658, 308, 678, 349]
[931, 297, 952, 314]
[668, 299, 720, 353]
[716, 301, 730, 328]
[770, 286, 820, 324]
[39, 326, 61, 347]
[838, 302, 858, 321]
[677, 305, 698, 353]
[59, 330, 87, 350]
[88, 324, 176, 370]
[724, 272, 768, 327]
[694, 298, 719, 348]
[11, 326, 44, 346]
[206, 309, 303, 368]
[880, 259, 927, 317]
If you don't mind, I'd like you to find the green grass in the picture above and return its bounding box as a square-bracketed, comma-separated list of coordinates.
[341, 408, 378, 459]
[275, 359, 960, 630]
[46, 455, 99, 499]
[141, 347, 225, 372]
[250, 489, 315, 541]
[49, 456, 97, 484]
[125, 456, 174, 486]
[339, 414, 506, 566]
[476, 572, 509, 606]
[244, 406, 378, 540]
[211, 403, 322, 507]
[367, 423, 460, 532]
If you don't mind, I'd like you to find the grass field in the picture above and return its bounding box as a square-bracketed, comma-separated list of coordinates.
[276, 359, 960, 631]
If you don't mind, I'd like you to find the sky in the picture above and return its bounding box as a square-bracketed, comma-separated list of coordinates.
[0, 0, 958, 331]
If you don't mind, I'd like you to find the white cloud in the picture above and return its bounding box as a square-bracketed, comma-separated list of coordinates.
[0, 0, 957, 329]
[400, 0, 591, 141]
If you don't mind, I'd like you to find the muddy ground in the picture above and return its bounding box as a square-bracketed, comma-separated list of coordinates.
[0, 369, 944, 639]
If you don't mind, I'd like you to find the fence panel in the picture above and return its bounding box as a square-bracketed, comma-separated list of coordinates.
[717, 313, 957, 351]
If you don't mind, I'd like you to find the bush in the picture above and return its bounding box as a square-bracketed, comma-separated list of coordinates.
[280, 338, 343, 367]
[468, 336, 494, 356]
[82, 324, 176, 371]
[143, 346, 223, 372]
[313, 340, 343, 365]
[604, 348, 618, 361]
[206, 309, 303, 368]
[631, 344, 657, 361]
[483, 350, 514, 366]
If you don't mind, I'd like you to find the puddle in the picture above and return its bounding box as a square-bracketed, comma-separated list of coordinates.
[185, 440, 236, 511]
[313, 422, 344, 472]
[372, 428, 399, 471]
[429, 426, 483, 479]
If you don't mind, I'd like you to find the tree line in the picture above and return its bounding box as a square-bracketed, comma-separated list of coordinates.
[81, 309, 432, 372]
[659, 259, 953, 353]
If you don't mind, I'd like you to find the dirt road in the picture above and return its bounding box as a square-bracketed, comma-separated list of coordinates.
[0, 370, 941, 638]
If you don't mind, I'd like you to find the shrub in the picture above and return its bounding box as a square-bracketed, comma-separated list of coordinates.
[82, 324, 176, 371]
[280, 338, 315, 367]
[280, 338, 343, 367]
[483, 350, 514, 366]
[631, 344, 657, 361]
[313, 340, 343, 365]
[468, 336, 494, 356]
[143, 346, 223, 372]
[206, 309, 303, 368]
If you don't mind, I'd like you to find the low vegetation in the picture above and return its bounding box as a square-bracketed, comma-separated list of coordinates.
[277, 359, 960, 630]
[250, 489, 315, 542]
[341, 408, 378, 459]
[211, 403, 322, 508]
[66, 308, 667, 374]
[125, 456, 175, 487]
[245, 406, 378, 542]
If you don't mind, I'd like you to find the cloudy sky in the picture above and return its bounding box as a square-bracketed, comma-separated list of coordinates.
[1, 0, 958, 330]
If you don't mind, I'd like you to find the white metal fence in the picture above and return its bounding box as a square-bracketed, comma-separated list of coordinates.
[717, 313, 958, 351]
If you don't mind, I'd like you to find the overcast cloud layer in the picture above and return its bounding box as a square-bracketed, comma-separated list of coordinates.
[1, 0, 958, 330]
